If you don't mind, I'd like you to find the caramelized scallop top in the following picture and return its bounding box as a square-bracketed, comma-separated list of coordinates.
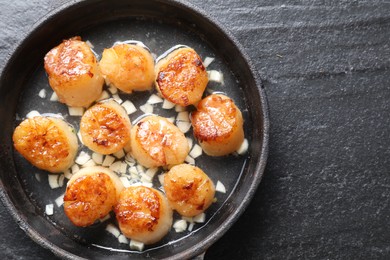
[80, 100, 131, 154]
[12, 116, 78, 173]
[115, 186, 173, 244]
[99, 43, 155, 93]
[44, 36, 104, 107]
[155, 47, 208, 106]
[191, 94, 244, 156]
[64, 166, 123, 227]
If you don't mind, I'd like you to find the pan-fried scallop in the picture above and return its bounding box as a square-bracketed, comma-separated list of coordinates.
[80, 99, 131, 155]
[163, 164, 215, 217]
[63, 166, 124, 227]
[191, 94, 244, 156]
[44, 36, 104, 107]
[114, 186, 173, 245]
[99, 43, 155, 93]
[155, 46, 208, 106]
[130, 115, 189, 168]
[12, 116, 78, 173]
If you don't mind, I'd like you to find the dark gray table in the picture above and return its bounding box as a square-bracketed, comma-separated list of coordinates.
[1, 0, 389, 259]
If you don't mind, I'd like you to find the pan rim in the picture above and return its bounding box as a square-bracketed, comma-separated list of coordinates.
[0, 0, 269, 259]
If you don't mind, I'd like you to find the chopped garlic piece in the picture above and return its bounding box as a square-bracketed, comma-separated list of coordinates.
[118, 234, 129, 244]
[48, 174, 59, 189]
[176, 111, 190, 122]
[162, 99, 175, 109]
[102, 155, 115, 166]
[203, 57, 215, 67]
[81, 159, 96, 168]
[58, 174, 65, 187]
[75, 151, 91, 165]
[109, 161, 124, 173]
[185, 155, 195, 165]
[173, 219, 188, 233]
[108, 85, 118, 94]
[186, 137, 193, 150]
[38, 89, 47, 98]
[189, 144, 203, 158]
[71, 164, 80, 174]
[193, 213, 206, 223]
[68, 106, 84, 116]
[176, 121, 191, 133]
[113, 149, 125, 159]
[64, 169, 72, 180]
[92, 153, 104, 165]
[129, 240, 144, 251]
[35, 173, 41, 182]
[77, 131, 84, 145]
[122, 100, 137, 114]
[147, 94, 163, 104]
[145, 168, 158, 178]
[208, 70, 224, 83]
[26, 110, 40, 119]
[120, 176, 131, 188]
[45, 204, 54, 215]
[140, 103, 154, 114]
[236, 138, 249, 155]
[106, 224, 121, 238]
[112, 94, 123, 104]
[188, 222, 195, 232]
[216, 180, 226, 193]
[49, 92, 59, 101]
[55, 194, 64, 207]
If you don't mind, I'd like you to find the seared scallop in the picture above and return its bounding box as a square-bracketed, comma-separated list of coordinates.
[155, 46, 208, 106]
[12, 116, 78, 173]
[63, 166, 124, 227]
[44, 36, 104, 107]
[99, 43, 155, 93]
[80, 99, 131, 155]
[191, 94, 244, 156]
[114, 186, 173, 245]
[130, 115, 189, 168]
[163, 164, 215, 217]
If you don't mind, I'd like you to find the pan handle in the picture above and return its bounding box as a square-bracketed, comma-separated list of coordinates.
[193, 252, 205, 260]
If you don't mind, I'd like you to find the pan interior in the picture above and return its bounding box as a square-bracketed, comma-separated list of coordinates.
[0, 0, 266, 259]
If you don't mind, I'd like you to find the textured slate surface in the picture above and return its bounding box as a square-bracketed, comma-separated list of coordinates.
[1, 0, 390, 259]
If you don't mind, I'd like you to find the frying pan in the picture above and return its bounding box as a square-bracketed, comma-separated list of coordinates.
[0, 0, 269, 259]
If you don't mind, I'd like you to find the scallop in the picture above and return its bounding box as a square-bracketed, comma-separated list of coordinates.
[12, 116, 78, 173]
[99, 43, 155, 93]
[163, 164, 215, 217]
[191, 94, 244, 156]
[114, 186, 173, 245]
[155, 46, 208, 106]
[44, 36, 104, 107]
[80, 99, 131, 155]
[130, 115, 189, 168]
[63, 166, 124, 227]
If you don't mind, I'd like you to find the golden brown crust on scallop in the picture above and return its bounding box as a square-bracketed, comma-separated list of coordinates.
[99, 43, 155, 93]
[80, 100, 131, 154]
[12, 116, 77, 173]
[114, 186, 172, 244]
[44, 36, 104, 107]
[191, 94, 244, 156]
[64, 172, 118, 227]
[163, 164, 215, 217]
[130, 115, 189, 168]
[155, 47, 208, 106]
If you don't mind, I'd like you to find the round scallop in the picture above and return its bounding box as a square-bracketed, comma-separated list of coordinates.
[44, 36, 104, 107]
[155, 46, 208, 106]
[115, 186, 172, 245]
[163, 164, 215, 217]
[191, 94, 244, 156]
[130, 115, 189, 168]
[63, 166, 124, 227]
[80, 99, 131, 155]
[99, 43, 155, 93]
[12, 116, 78, 173]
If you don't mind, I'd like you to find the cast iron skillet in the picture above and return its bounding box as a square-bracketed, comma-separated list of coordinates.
[0, 0, 269, 259]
